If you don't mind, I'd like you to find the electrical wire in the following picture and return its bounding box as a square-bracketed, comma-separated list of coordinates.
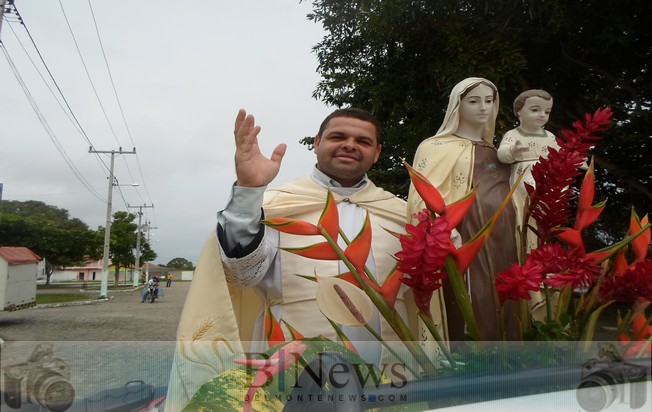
[86, 0, 154, 208]
[113, 182, 130, 210]
[56, 0, 122, 148]
[4, 19, 111, 176]
[5, 1, 155, 222]
[0, 42, 105, 203]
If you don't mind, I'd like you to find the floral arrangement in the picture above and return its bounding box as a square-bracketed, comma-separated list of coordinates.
[186, 108, 651, 411]
[493, 108, 651, 350]
[402, 108, 651, 351]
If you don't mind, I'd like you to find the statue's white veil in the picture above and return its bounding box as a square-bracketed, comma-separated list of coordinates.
[432, 77, 499, 144]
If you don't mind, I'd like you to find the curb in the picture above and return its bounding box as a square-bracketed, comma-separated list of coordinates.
[47, 286, 145, 293]
[36, 295, 115, 309]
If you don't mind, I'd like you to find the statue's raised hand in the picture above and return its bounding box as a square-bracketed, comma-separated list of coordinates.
[233, 109, 287, 187]
[512, 140, 530, 158]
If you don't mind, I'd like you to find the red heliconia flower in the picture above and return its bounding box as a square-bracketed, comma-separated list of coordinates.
[600, 260, 652, 305]
[495, 260, 544, 303]
[527, 243, 602, 290]
[396, 209, 451, 314]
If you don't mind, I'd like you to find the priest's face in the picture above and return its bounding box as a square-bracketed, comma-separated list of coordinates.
[314, 116, 382, 187]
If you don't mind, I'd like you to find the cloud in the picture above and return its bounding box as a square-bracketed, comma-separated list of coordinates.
[0, 0, 332, 265]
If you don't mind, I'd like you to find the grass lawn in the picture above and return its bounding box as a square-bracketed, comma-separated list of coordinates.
[36, 294, 93, 304]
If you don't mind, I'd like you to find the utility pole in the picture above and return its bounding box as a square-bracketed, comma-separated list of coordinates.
[89, 147, 136, 298]
[0, 1, 5, 38]
[0, 0, 9, 39]
[128, 204, 153, 287]
[0, 1, 16, 40]
[144, 221, 158, 281]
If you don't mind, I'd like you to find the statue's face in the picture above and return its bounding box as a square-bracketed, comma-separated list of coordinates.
[458, 84, 495, 127]
[517, 96, 553, 132]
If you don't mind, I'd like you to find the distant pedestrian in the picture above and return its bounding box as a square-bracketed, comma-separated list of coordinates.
[166, 273, 173, 287]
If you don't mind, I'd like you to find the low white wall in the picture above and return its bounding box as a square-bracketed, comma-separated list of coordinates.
[50, 270, 79, 282]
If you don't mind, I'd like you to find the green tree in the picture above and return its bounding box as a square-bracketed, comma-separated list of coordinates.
[0, 200, 102, 284]
[103, 211, 157, 286]
[166, 257, 194, 270]
[305, 0, 651, 248]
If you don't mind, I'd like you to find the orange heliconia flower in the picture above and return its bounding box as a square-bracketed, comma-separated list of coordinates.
[282, 242, 341, 260]
[261, 218, 320, 236]
[406, 164, 446, 214]
[556, 158, 606, 253]
[629, 210, 651, 263]
[281, 320, 304, 340]
[618, 313, 652, 358]
[343, 212, 372, 274]
[404, 160, 477, 231]
[318, 190, 340, 241]
[264, 307, 285, 347]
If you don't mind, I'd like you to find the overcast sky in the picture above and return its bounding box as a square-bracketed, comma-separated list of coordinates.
[0, 0, 333, 265]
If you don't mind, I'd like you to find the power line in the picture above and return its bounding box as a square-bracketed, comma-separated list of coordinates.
[4, 2, 154, 214]
[10, 3, 98, 149]
[8, 2, 153, 209]
[0, 42, 105, 203]
[85, 0, 154, 207]
[56, 0, 122, 148]
[4, 17, 111, 176]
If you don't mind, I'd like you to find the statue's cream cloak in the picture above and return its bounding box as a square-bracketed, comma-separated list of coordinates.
[406, 77, 500, 342]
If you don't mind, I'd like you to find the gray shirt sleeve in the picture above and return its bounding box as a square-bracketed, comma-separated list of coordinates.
[216, 184, 267, 255]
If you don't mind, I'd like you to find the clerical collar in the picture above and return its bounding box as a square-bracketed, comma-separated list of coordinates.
[311, 166, 368, 192]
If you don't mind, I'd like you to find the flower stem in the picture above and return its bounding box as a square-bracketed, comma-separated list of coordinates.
[518, 300, 529, 339]
[418, 311, 457, 369]
[444, 255, 481, 341]
[362, 323, 420, 377]
[321, 227, 440, 377]
[543, 285, 553, 322]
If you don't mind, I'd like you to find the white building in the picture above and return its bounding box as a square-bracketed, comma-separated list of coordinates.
[0, 246, 41, 311]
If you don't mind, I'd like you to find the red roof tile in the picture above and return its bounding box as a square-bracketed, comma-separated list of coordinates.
[0, 247, 42, 265]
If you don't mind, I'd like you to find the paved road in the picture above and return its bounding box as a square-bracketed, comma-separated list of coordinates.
[0, 282, 191, 406]
[0, 281, 190, 341]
